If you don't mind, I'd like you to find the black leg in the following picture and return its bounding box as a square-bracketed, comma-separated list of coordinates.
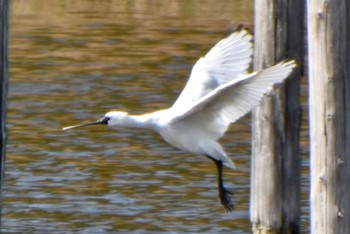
[207, 155, 234, 212]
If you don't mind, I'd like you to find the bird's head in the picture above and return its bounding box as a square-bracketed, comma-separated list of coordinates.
[62, 111, 128, 131]
[103, 111, 128, 126]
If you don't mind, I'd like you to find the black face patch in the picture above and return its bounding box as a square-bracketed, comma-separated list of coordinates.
[100, 116, 110, 125]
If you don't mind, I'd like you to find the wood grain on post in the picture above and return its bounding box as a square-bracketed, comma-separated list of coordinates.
[250, 0, 303, 233]
[308, 0, 350, 233]
[0, 0, 8, 199]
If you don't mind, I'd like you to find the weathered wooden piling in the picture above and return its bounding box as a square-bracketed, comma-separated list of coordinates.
[0, 0, 8, 197]
[250, 0, 304, 233]
[307, 0, 350, 233]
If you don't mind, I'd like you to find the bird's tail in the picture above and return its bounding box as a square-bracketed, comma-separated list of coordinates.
[221, 154, 236, 169]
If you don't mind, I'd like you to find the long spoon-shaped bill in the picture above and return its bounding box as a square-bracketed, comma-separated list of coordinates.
[62, 117, 109, 131]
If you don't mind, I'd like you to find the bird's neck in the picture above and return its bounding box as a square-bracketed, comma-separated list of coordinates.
[118, 112, 159, 130]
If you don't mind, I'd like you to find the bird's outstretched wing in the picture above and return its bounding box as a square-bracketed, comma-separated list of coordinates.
[169, 61, 296, 140]
[171, 30, 252, 111]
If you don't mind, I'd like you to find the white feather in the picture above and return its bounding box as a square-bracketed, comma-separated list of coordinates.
[172, 30, 252, 111]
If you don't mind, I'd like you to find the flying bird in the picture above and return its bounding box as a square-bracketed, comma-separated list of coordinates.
[63, 30, 296, 211]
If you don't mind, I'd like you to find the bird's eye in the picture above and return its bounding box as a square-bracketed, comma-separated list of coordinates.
[100, 116, 110, 125]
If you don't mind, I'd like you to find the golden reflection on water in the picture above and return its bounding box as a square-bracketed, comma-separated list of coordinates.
[2, 0, 291, 233]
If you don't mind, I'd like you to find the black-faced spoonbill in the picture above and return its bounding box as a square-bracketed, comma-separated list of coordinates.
[63, 30, 296, 212]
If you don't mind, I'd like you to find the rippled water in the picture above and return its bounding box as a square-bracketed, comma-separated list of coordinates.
[3, 0, 309, 233]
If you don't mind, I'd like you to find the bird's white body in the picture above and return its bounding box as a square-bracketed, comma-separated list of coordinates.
[104, 110, 235, 168]
[63, 30, 296, 211]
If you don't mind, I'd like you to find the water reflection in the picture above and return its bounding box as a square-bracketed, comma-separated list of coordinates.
[3, 0, 308, 233]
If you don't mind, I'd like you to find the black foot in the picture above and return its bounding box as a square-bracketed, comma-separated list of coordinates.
[219, 186, 234, 212]
[206, 155, 235, 212]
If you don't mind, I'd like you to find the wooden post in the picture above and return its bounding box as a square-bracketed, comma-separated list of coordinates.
[308, 0, 350, 233]
[250, 0, 304, 233]
[0, 0, 8, 197]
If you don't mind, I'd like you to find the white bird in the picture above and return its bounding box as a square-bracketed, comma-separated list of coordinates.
[63, 30, 296, 212]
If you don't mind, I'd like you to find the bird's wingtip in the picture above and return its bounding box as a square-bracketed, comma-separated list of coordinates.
[222, 24, 251, 38]
[276, 59, 298, 71]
